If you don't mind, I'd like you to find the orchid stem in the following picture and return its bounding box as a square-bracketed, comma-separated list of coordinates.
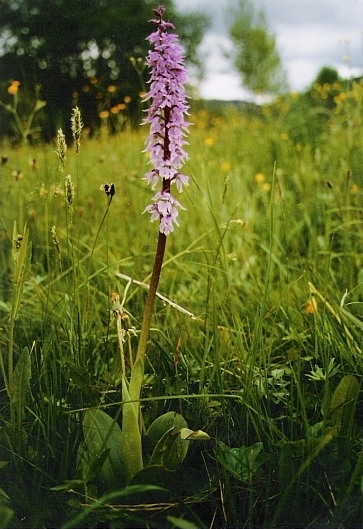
[136, 231, 167, 363]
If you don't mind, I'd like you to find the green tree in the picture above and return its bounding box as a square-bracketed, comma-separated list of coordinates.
[0, 0, 208, 139]
[228, 0, 287, 94]
[314, 66, 340, 86]
[305, 66, 342, 112]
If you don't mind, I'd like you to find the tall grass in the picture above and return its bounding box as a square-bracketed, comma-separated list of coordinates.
[1, 79, 363, 528]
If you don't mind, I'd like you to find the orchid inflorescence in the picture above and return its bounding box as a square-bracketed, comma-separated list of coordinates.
[143, 5, 190, 235]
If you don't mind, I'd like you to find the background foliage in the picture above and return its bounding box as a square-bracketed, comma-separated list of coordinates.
[228, 0, 288, 94]
[0, 0, 209, 139]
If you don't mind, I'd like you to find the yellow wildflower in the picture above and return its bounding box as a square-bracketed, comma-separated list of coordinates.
[255, 173, 265, 183]
[305, 296, 318, 314]
[221, 162, 230, 172]
[8, 80, 20, 95]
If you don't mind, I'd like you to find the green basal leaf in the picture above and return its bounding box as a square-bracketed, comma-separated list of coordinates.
[147, 411, 188, 447]
[147, 412, 189, 471]
[150, 426, 189, 471]
[120, 375, 143, 484]
[128, 356, 144, 403]
[83, 408, 125, 490]
[216, 441, 268, 482]
[331, 375, 359, 431]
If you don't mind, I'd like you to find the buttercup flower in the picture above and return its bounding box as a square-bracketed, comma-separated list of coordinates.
[143, 5, 190, 234]
[8, 80, 20, 95]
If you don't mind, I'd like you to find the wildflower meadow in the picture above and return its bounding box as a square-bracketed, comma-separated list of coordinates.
[1, 6, 363, 529]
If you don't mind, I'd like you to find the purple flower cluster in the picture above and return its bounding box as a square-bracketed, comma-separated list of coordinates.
[143, 6, 190, 235]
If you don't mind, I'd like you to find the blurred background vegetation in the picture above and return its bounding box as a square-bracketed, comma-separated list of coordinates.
[0, 0, 209, 140]
[0, 0, 359, 146]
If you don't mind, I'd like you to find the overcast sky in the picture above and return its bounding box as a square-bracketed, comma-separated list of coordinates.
[177, 0, 363, 100]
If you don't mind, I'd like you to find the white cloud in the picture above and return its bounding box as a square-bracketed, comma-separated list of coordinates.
[285, 58, 322, 91]
[196, 33, 251, 100]
[198, 72, 250, 100]
[338, 64, 363, 80]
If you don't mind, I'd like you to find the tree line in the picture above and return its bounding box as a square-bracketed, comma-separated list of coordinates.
[0, 0, 287, 143]
[0, 0, 209, 141]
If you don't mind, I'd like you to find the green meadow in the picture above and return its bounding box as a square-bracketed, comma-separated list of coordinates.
[1, 80, 363, 528]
